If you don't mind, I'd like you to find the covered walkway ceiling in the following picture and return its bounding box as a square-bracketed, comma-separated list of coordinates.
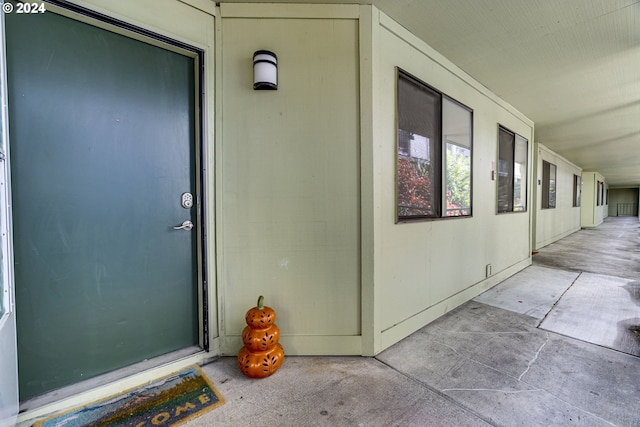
[226, 0, 640, 187]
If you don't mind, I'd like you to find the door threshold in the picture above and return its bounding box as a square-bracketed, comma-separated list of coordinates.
[19, 346, 204, 414]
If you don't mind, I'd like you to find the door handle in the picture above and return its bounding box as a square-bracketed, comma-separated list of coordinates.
[173, 220, 194, 231]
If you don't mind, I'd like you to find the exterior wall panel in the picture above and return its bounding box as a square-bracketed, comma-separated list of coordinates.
[219, 13, 361, 354]
[581, 171, 608, 227]
[534, 143, 582, 249]
[371, 10, 534, 352]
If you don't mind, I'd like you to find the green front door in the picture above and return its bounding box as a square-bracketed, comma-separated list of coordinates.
[6, 7, 200, 400]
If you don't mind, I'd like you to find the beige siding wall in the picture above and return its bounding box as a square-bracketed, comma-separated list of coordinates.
[370, 10, 534, 353]
[581, 171, 608, 227]
[534, 144, 582, 250]
[218, 7, 361, 354]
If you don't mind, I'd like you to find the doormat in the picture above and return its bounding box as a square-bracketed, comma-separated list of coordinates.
[34, 366, 225, 427]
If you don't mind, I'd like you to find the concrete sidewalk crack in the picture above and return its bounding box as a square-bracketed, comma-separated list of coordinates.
[518, 332, 549, 381]
[373, 358, 497, 426]
[537, 272, 582, 328]
[441, 387, 543, 394]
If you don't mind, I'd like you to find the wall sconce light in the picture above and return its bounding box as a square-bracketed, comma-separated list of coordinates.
[253, 50, 278, 90]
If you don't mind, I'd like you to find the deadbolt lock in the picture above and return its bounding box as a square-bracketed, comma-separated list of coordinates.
[181, 192, 194, 209]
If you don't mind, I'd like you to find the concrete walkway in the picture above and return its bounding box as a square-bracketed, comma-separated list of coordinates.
[189, 217, 640, 427]
[532, 216, 640, 280]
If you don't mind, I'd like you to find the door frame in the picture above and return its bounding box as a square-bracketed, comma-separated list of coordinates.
[12, 0, 218, 422]
[0, 6, 19, 425]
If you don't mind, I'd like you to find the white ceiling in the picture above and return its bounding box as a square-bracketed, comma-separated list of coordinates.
[226, 0, 640, 186]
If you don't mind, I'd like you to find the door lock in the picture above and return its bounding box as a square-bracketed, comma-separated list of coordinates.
[173, 220, 194, 231]
[181, 192, 194, 209]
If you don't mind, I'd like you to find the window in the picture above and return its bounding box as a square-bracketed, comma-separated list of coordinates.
[542, 160, 556, 209]
[497, 126, 528, 213]
[596, 181, 607, 206]
[443, 98, 472, 217]
[573, 174, 581, 207]
[396, 69, 472, 221]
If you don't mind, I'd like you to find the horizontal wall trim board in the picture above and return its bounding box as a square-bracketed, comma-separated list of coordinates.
[378, 259, 532, 352]
[220, 3, 359, 19]
[220, 335, 362, 356]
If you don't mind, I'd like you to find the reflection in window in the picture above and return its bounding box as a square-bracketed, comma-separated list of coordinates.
[443, 97, 472, 216]
[397, 72, 439, 218]
[513, 135, 528, 211]
[396, 69, 472, 221]
[497, 126, 528, 213]
[542, 160, 556, 209]
[573, 174, 581, 207]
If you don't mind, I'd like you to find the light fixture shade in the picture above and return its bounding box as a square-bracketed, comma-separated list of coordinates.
[253, 50, 278, 90]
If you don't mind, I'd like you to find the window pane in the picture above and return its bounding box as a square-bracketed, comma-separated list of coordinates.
[497, 128, 514, 212]
[513, 135, 527, 212]
[542, 161, 556, 209]
[443, 97, 471, 216]
[549, 163, 557, 208]
[573, 174, 581, 207]
[542, 161, 550, 209]
[442, 97, 471, 149]
[397, 73, 441, 218]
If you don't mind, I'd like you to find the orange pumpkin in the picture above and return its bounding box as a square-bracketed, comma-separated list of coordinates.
[238, 296, 285, 378]
[242, 323, 280, 352]
[244, 296, 276, 328]
[238, 343, 285, 378]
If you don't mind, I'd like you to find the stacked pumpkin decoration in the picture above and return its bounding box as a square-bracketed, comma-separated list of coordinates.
[237, 295, 285, 378]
